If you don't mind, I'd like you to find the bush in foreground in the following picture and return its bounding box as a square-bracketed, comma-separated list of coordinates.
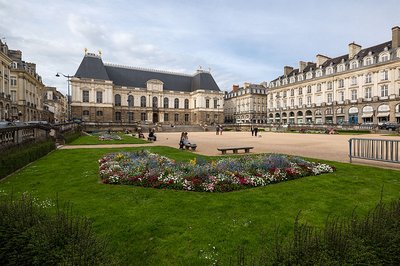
[230, 198, 400, 265]
[0, 193, 111, 265]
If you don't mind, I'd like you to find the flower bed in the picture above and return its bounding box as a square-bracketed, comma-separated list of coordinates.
[98, 150, 335, 192]
[98, 133, 122, 141]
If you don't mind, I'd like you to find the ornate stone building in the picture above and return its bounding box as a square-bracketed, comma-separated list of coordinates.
[224, 83, 268, 124]
[0, 40, 13, 121]
[8, 49, 46, 122]
[44, 87, 67, 123]
[267, 26, 400, 125]
[71, 53, 224, 125]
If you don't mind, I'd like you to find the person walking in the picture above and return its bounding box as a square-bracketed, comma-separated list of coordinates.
[219, 125, 223, 135]
[251, 125, 254, 136]
[179, 132, 185, 149]
[254, 127, 258, 136]
[216, 125, 220, 135]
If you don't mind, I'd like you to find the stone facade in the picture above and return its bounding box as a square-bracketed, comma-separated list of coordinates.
[267, 26, 400, 125]
[71, 53, 224, 125]
[224, 83, 268, 124]
[44, 87, 67, 123]
[0, 40, 13, 121]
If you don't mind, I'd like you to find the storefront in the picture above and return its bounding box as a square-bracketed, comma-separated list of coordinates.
[361, 106, 374, 124]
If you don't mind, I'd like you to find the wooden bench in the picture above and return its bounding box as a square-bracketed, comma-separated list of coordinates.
[185, 143, 197, 151]
[217, 146, 254, 155]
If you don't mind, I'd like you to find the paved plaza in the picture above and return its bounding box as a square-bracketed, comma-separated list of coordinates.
[61, 132, 400, 170]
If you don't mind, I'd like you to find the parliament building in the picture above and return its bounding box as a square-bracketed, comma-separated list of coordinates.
[71, 53, 224, 125]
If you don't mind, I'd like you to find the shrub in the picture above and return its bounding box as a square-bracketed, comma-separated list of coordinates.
[0, 140, 55, 179]
[0, 193, 111, 265]
[63, 131, 81, 144]
[228, 198, 400, 265]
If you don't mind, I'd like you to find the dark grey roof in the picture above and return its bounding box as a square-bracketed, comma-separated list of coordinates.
[75, 55, 109, 80]
[271, 40, 393, 83]
[74, 54, 220, 92]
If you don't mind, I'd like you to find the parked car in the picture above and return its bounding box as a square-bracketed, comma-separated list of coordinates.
[0, 121, 16, 128]
[27, 121, 50, 125]
[378, 123, 399, 130]
[14, 121, 29, 127]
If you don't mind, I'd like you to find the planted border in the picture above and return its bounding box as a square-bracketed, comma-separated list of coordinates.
[99, 150, 335, 192]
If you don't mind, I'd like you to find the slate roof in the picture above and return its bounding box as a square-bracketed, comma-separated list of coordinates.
[271, 40, 393, 83]
[74, 54, 220, 92]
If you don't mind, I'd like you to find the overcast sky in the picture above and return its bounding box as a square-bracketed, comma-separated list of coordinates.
[1, 0, 399, 94]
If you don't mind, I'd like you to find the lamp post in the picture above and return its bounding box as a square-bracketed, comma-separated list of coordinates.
[127, 92, 132, 124]
[56, 72, 72, 122]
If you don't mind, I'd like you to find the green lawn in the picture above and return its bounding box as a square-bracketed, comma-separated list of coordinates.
[70, 133, 149, 145]
[1, 147, 399, 265]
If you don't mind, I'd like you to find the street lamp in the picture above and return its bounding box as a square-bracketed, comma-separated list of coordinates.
[56, 72, 72, 122]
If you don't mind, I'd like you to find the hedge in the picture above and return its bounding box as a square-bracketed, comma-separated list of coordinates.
[0, 140, 55, 179]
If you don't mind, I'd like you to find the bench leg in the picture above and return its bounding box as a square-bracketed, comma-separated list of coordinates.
[245, 149, 249, 153]
[222, 150, 226, 155]
[233, 149, 238, 154]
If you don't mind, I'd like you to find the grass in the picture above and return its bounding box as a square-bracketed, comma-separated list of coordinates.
[70, 133, 149, 145]
[0, 147, 399, 265]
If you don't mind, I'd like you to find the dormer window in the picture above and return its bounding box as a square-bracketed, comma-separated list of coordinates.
[350, 61, 358, 69]
[365, 57, 373, 66]
[298, 75, 304, 81]
[316, 70, 322, 77]
[306, 72, 313, 79]
[337, 64, 345, 72]
[326, 67, 333, 75]
[380, 53, 389, 62]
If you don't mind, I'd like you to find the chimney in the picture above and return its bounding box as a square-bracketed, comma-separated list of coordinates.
[348, 42, 361, 59]
[392, 26, 400, 48]
[316, 54, 331, 67]
[299, 61, 307, 72]
[232, 84, 239, 92]
[7, 49, 22, 61]
[284, 66, 294, 76]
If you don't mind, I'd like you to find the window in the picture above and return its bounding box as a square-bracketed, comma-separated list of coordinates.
[351, 76, 357, 86]
[164, 97, 169, 108]
[96, 91, 103, 103]
[351, 61, 358, 69]
[283, 91, 287, 98]
[307, 96, 311, 105]
[96, 110, 103, 116]
[327, 81, 333, 90]
[214, 99, 218, 108]
[327, 93, 333, 103]
[298, 87, 303, 95]
[115, 94, 121, 106]
[115, 112, 121, 121]
[164, 113, 169, 121]
[351, 90, 357, 101]
[11, 91, 16, 102]
[174, 98, 179, 109]
[298, 75, 303, 81]
[381, 70, 388, 81]
[206, 99, 210, 108]
[128, 112, 133, 121]
[365, 73, 372, 83]
[365, 87, 372, 99]
[290, 89, 295, 96]
[290, 99, 294, 107]
[306, 72, 312, 79]
[298, 97, 303, 106]
[316, 70, 322, 77]
[82, 90, 89, 102]
[183, 99, 189, 109]
[10, 76, 17, 86]
[174, 113, 179, 122]
[128, 95, 134, 107]
[83, 110, 89, 116]
[365, 57, 372, 66]
[338, 91, 345, 101]
[337, 64, 344, 72]
[194, 99, 196, 108]
[326, 68, 333, 75]
[317, 84, 322, 92]
[140, 96, 146, 107]
[381, 85, 388, 97]
[140, 112, 147, 121]
[184, 113, 189, 122]
[380, 53, 389, 62]
[338, 79, 344, 88]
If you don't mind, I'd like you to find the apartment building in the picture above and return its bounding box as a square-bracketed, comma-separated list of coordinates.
[267, 26, 400, 125]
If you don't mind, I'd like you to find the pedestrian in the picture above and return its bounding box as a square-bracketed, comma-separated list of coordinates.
[254, 127, 258, 136]
[251, 125, 254, 136]
[219, 125, 223, 135]
[216, 125, 220, 135]
[179, 132, 185, 149]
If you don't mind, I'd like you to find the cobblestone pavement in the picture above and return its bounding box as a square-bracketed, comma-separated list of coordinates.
[60, 131, 400, 170]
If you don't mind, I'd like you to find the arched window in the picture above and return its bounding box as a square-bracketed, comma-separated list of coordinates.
[83, 110, 89, 116]
[184, 99, 189, 109]
[96, 110, 103, 116]
[337, 64, 344, 72]
[307, 85, 312, 93]
[115, 94, 121, 106]
[206, 99, 210, 108]
[140, 96, 146, 107]
[128, 95, 134, 107]
[380, 53, 389, 62]
[327, 81, 333, 90]
[174, 98, 179, 109]
[305, 110, 312, 116]
[152, 96, 158, 108]
[164, 97, 169, 108]
[351, 61, 358, 69]
[297, 111, 303, 116]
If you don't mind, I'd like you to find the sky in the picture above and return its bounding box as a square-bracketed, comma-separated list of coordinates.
[1, 0, 400, 95]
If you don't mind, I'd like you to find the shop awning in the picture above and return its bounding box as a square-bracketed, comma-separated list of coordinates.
[377, 112, 390, 117]
[362, 113, 373, 118]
